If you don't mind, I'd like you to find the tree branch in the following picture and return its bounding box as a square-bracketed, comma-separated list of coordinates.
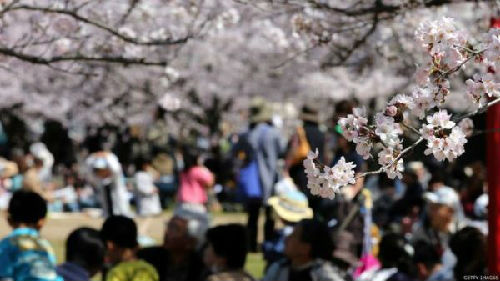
[305, 0, 477, 17]
[10, 5, 190, 46]
[0, 47, 168, 66]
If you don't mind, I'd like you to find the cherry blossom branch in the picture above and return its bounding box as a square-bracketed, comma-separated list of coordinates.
[402, 122, 420, 135]
[459, 97, 500, 121]
[304, 0, 478, 17]
[303, 17, 500, 198]
[353, 96, 500, 181]
[10, 5, 190, 46]
[0, 47, 169, 66]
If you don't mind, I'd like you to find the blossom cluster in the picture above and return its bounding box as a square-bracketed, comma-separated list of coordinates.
[421, 110, 468, 161]
[303, 150, 356, 199]
[466, 73, 500, 108]
[304, 17, 498, 198]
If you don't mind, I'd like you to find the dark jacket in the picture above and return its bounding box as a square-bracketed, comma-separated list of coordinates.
[137, 247, 205, 281]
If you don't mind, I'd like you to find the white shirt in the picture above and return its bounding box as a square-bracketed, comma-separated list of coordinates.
[135, 171, 161, 216]
[86, 152, 131, 218]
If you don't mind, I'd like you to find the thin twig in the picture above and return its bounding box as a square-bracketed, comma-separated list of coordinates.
[402, 122, 420, 135]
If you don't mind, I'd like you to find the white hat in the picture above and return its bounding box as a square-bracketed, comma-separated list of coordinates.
[267, 190, 313, 223]
[29, 143, 50, 160]
[91, 157, 109, 169]
[424, 187, 459, 207]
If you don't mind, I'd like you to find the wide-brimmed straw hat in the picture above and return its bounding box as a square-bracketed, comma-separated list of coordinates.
[300, 105, 319, 123]
[249, 97, 273, 123]
[268, 190, 313, 223]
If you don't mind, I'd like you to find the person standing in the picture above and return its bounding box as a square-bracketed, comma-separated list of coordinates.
[286, 106, 325, 214]
[177, 147, 214, 209]
[134, 157, 162, 216]
[234, 98, 283, 252]
[86, 151, 131, 218]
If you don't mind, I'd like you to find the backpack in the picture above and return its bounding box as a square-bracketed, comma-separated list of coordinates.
[287, 126, 311, 167]
[234, 132, 262, 199]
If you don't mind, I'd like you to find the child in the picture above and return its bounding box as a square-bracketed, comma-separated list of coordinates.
[0, 190, 62, 281]
[57, 227, 105, 281]
[101, 216, 158, 281]
[177, 147, 214, 209]
[134, 157, 161, 216]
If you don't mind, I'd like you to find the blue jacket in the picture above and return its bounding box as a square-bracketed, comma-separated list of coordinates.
[0, 228, 62, 281]
[249, 123, 283, 202]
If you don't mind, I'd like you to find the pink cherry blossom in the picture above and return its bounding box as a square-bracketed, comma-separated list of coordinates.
[458, 118, 474, 137]
[378, 146, 404, 179]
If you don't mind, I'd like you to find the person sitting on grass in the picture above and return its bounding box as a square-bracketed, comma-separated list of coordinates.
[263, 189, 313, 268]
[101, 216, 158, 281]
[0, 190, 62, 281]
[413, 240, 445, 281]
[202, 223, 255, 281]
[57, 227, 106, 281]
[137, 204, 209, 281]
[263, 219, 343, 281]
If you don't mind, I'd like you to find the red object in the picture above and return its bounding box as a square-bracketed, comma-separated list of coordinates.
[487, 104, 500, 275]
[491, 18, 500, 29]
[488, 18, 500, 275]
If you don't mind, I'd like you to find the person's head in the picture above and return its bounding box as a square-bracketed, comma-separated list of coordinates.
[378, 233, 416, 277]
[424, 187, 459, 233]
[336, 134, 351, 151]
[91, 156, 112, 179]
[428, 203, 454, 232]
[135, 156, 152, 172]
[428, 172, 446, 192]
[333, 99, 355, 122]
[413, 240, 441, 281]
[301, 105, 319, 125]
[249, 97, 272, 126]
[284, 219, 333, 265]
[402, 170, 419, 186]
[203, 223, 248, 272]
[101, 216, 138, 264]
[449, 227, 487, 279]
[267, 190, 313, 224]
[29, 143, 50, 169]
[7, 190, 47, 230]
[32, 157, 44, 168]
[164, 204, 210, 253]
[93, 167, 112, 179]
[66, 227, 106, 277]
[407, 161, 426, 183]
[182, 146, 201, 172]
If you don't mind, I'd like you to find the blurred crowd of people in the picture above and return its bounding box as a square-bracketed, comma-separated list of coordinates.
[0, 98, 493, 281]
